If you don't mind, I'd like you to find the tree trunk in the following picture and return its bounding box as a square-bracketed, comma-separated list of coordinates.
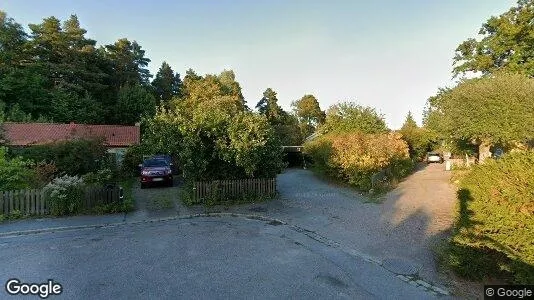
[478, 140, 492, 163]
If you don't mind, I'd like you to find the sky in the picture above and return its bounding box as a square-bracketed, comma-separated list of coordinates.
[2, 0, 516, 129]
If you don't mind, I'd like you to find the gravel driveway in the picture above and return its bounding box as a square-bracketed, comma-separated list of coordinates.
[249, 163, 456, 289]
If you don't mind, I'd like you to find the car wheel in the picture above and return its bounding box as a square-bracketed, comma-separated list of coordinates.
[168, 180, 173, 187]
[141, 183, 146, 189]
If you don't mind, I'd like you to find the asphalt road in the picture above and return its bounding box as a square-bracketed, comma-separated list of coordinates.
[0, 216, 435, 299]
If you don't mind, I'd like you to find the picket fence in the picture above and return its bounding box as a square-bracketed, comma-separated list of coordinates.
[0, 186, 122, 216]
[193, 178, 276, 203]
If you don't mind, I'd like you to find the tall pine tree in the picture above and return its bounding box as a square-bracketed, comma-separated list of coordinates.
[151, 61, 183, 102]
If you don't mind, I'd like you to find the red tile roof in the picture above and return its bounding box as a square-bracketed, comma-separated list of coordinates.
[2, 122, 140, 147]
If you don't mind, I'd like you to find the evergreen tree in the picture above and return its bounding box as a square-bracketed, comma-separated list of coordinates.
[152, 61, 183, 102]
[105, 38, 152, 88]
[256, 88, 284, 123]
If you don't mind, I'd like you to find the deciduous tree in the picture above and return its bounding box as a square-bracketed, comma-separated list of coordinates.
[322, 101, 388, 134]
[453, 0, 534, 77]
[434, 73, 534, 161]
[115, 84, 156, 125]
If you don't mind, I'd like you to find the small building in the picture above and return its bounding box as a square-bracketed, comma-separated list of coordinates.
[1, 122, 140, 162]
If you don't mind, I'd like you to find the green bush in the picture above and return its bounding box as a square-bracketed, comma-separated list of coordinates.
[17, 139, 107, 176]
[82, 168, 113, 185]
[44, 175, 85, 216]
[0, 147, 36, 191]
[449, 151, 534, 283]
[121, 145, 145, 176]
[436, 241, 511, 281]
[119, 179, 135, 212]
[304, 132, 412, 191]
[143, 101, 284, 181]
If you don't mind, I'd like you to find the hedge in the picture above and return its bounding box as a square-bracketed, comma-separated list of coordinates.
[451, 151, 534, 283]
[304, 132, 413, 191]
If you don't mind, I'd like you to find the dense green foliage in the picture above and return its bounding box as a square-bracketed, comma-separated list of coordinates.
[321, 101, 388, 134]
[0, 12, 155, 125]
[423, 73, 534, 161]
[114, 84, 156, 125]
[445, 151, 534, 283]
[399, 112, 438, 159]
[453, 0, 534, 77]
[256, 88, 302, 145]
[16, 139, 108, 176]
[0, 147, 35, 190]
[141, 71, 285, 182]
[304, 133, 412, 191]
[151, 61, 183, 103]
[292, 94, 325, 138]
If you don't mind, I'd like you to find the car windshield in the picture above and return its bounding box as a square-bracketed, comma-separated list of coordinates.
[143, 160, 168, 167]
[428, 152, 440, 156]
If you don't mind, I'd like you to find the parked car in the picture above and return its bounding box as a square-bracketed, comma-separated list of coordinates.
[426, 152, 443, 164]
[140, 158, 173, 188]
[141, 154, 176, 174]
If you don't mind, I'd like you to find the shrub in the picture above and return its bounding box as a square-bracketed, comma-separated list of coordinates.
[304, 132, 412, 191]
[18, 139, 107, 176]
[449, 151, 534, 283]
[121, 145, 145, 176]
[0, 146, 36, 191]
[33, 161, 58, 187]
[143, 102, 284, 181]
[82, 168, 113, 185]
[44, 175, 85, 216]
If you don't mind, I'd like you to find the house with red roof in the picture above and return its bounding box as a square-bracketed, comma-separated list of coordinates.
[1, 122, 140, 162]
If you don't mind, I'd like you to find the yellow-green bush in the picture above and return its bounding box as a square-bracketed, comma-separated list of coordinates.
[450, 151, 534, 283]
[304, 132, 412, 191]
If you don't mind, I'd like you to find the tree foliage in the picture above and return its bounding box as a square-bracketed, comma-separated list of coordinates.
[256, 88, 284, 122]
[152, 61, 183, 102]
[104, 38, 152, 87]
[256, 88, 302, 145]
[322, 101, 388, 134]
[180, 70, 246, 111]
[292, 94, 325, 138]
[0, 11, 156, 125]
[115, 84, 156, 125]
[142, 71, 285, 181]
[454, 0, 534, 77]
[400, 112, 438, 159]
[428, 73, 534, 160]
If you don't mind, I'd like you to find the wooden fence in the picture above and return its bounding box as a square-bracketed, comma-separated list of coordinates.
[0, 186, 122, 216]
[193, 178, 276, 203]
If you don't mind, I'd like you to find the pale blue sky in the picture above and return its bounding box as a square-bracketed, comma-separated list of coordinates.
[3, 0, 516, 128]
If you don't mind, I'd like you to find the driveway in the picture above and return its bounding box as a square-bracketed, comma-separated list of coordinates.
[272, 164, 456, 284]
[119, 163, 457, 292]
[215, 164, 457, 292]
[0, 216, 437, 299]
